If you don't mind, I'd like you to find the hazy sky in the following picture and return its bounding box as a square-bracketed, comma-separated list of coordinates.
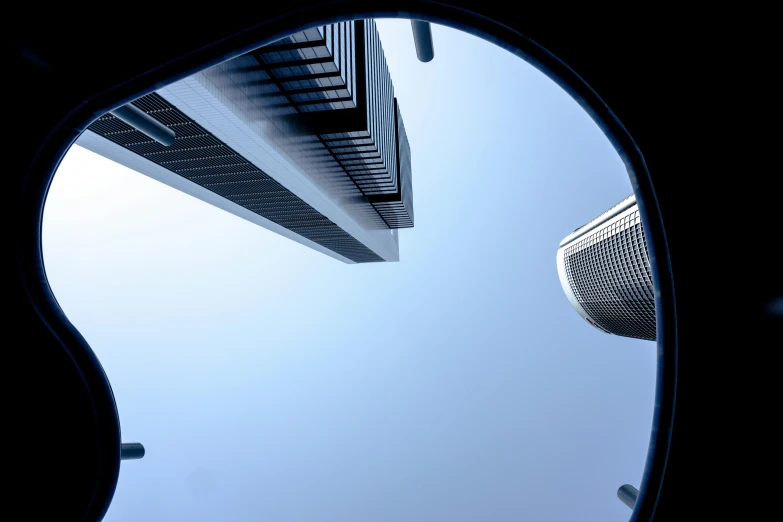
[43, 19, 656, 522]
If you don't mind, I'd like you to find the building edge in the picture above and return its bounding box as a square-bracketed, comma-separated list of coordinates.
[74, 132, 356, 264]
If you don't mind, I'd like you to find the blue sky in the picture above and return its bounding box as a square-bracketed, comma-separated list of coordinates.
[43, 19, 656, 522]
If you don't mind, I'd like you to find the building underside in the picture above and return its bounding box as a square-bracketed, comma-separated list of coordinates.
[81, 20, 413, 263]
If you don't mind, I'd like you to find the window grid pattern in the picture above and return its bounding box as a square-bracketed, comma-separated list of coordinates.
[563, 209, 655, 340]
[354, 19, 397, 197]
[88, 93, 383, 263]
[230, 20, 413, 228]
[252, 23, 357, 113]
[366, 98, 414, 228]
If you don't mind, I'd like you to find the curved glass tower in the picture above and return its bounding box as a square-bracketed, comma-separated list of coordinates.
[556, 194, 656, 341]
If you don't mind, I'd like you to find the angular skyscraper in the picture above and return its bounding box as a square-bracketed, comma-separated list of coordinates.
[556, 194, 656, 341]
[77, 20, 412, 264]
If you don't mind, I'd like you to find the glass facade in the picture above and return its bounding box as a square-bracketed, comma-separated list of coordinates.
[226, 19, 414, 228]
[88, 94, 383, 263]
[86, 20, 414, 263]
[251, 24, 358, 113]
[366, 99, 414, 228]
[557, 196, 656, 341]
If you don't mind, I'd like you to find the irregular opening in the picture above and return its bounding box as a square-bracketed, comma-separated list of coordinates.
[42, 19, 656, 522]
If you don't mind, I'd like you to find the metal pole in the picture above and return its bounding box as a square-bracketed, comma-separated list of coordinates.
[617, 484, 639, 510]
[110, 104, 176, 146]
[120, 442, 145, 460]
[410, 21, 434, 62]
